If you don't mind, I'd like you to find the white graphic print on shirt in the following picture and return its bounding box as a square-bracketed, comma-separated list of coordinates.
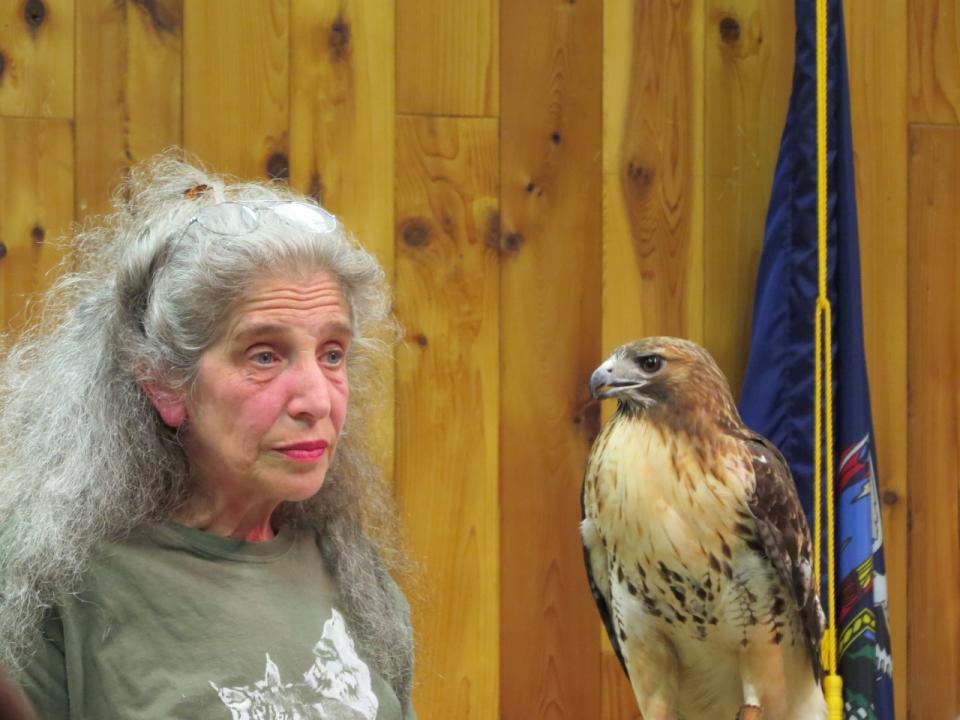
[211, 609, 379, 719]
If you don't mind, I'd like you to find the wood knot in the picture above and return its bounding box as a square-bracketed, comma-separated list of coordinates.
[484, 210, 501, 251]
[130, 0, 181, 34]
[308, 172, 325, 204]
[31, 224, 45, 245]
[24, 0, 46, 29]
[413, 333, 428, 348]
[265, 152, 289, 181]
[502, 232, 523, 253]
[550, 131, 561, 146]
[0, 241, 7, 260]
[329, 17, 351, 61]
[625, 160, 654, 189]
[525, 181, 535, 193]
[400, 218, 431, 247]
[583, 402, 601, 441]
[719, 16, 741, 44]
[440, 211, 456, 236]
[881, 490, 899, 506]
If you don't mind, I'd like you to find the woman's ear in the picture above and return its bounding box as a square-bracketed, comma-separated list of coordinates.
[141, 381, 187, 428]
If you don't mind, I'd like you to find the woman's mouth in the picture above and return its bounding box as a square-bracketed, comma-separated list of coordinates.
[276, 440, 329, 462]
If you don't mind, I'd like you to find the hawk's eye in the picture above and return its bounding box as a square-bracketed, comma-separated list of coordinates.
[638, 354, 663, 373]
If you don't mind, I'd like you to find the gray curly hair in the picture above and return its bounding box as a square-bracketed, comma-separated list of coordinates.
[0, 153, 413, 708]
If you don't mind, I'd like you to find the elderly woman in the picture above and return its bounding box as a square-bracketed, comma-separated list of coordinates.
[0, 156, 415, 719]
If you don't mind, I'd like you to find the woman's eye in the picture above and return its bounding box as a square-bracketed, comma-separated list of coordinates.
[322, 349, 344, 366]
[252, 351, 277, 366]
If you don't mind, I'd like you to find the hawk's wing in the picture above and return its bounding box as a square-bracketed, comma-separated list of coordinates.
[580, 480, 628, 676]
[741, 432, 824, 681]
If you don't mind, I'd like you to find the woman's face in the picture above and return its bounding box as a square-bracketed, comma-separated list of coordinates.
[179, 270, 352, 508]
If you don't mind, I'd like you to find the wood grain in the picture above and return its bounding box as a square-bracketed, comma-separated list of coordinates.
[0, 118, 72, 335]
[0, 0, 73, 118]
[289, 0, 394, 262]
[126, 1, 182, 167]
[396, 0, 498, 116]
[908, 0, 960, 123]
[907, 124, 960, 720]
[602, 1, 705, 715]
[74, 0, 126, 219]
[703, 0, 793, 396]
[600, 641, 642, 720]
[183, 0, 288, 179]
[845, 4, 909, 718]
[602, 0, 705, 358]
[289, 0, 396, 485]
[499, 0, 603, 718]
[394, 116, 499, 719]
[75, 0, 182, 221]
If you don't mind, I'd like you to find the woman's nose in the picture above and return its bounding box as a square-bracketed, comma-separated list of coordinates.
[285, 356, 333, 421]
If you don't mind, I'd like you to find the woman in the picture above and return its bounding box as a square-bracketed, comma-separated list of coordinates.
[0, 155, 415, 719]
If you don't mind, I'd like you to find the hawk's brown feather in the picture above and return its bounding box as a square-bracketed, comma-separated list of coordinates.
[739, 432, 824, 682]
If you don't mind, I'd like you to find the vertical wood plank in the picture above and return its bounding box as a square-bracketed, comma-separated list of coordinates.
[75, 0, 182, 220]
[0, 118, 73, 334]
[126, 1, 182, 167]
[907, 124, 960, 719]
[0, 0, 74, 118]
[908, 0, 960, 123]
[183, 0, 288, 179]
[289, 0, 394, 262]
[602, 0, 705, 358]
[602, 1, 705, 715]
[845, 4, 909, 718]
[396, 0, 497, 116]
[74, 0, 126, 218]
[499, 0, 602, 718]
[703, 0, 794, 396]
[289, 0, 396, 484]
[395, 116, 499, 719]
[600, 651, 642, 720]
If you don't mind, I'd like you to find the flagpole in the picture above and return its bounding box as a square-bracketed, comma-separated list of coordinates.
[813, 0, 843, 717]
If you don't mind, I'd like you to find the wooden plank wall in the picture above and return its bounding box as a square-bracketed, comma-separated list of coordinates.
[907, 2, 960, 717]
[1, 1, 958, 718]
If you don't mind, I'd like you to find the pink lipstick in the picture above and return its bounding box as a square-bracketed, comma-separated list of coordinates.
[276, 440, 329, 462]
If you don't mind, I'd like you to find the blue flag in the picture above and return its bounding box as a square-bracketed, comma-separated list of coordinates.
[738, 1, 894, 718]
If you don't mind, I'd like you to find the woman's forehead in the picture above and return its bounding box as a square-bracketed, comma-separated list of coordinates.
[225, 272, 353, 340]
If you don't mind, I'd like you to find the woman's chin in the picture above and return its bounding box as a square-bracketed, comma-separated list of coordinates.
[274, 470, 328, 503]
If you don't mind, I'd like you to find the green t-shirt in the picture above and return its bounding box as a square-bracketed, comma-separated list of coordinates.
[20, 523, 414, 720]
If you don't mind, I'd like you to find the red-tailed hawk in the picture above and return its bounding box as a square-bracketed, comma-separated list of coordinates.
[582, 337, 827, 720]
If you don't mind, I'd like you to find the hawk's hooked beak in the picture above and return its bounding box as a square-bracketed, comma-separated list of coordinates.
[590, 356, 648, 400]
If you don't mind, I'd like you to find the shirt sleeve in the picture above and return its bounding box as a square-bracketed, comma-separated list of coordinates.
[18, 613, 69, 720]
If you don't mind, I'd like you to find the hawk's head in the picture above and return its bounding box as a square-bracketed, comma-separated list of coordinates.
[589, 337, 740, 429]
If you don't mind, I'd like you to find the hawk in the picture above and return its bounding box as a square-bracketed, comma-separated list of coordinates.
[581, 337, 827, 720]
